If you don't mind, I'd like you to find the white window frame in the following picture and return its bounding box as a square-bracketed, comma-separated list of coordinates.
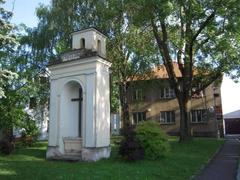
[160, 111, 175, 124]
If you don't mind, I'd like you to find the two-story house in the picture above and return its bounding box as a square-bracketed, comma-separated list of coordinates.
[127, 63, 223, 137]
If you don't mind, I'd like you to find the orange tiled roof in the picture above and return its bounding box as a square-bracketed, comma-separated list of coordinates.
[152, 62, 182, 79]
[130, 62, 200, 81]
[130, 63, 182, 81]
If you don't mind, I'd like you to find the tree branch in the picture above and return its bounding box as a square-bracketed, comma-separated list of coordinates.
[151, 16, 180, 94]
[192, 70, 222, 95]
[191, 11, 215, 45]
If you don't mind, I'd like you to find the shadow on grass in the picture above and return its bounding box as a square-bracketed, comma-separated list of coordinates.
[10, 148, 47, 161]
[0, 160, 106, 179]
[19, 149, 46, 158]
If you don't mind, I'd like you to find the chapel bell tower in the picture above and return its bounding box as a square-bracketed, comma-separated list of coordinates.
[47, 28, 111, 161]
[71, 28, 106, 57]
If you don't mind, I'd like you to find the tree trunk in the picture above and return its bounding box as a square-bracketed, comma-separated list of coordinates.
[119, 82, 130, 129]
[177, 95, 192, 142]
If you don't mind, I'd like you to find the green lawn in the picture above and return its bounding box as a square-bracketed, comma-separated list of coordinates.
[0, 137, 224, 180]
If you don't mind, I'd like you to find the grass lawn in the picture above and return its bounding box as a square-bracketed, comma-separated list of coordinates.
[0, 137, 223, 180]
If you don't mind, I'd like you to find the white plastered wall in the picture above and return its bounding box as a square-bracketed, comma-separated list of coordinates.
[95, 62, 111, 147]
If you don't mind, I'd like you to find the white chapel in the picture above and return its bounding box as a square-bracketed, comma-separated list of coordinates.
[46, 28, 111, 161]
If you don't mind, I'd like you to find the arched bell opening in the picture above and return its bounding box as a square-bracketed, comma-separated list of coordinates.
[97, 39, 101, 54]
[80, 38, 85, 49]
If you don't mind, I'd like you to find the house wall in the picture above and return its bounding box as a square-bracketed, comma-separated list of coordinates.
[128, 79, 223, 137]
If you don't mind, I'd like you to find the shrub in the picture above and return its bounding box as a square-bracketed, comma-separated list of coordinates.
[20, 116, 40, 147]
[135, 121, 170, 160]
[119, 126, 144, 161]
[0, 139, 14, 155]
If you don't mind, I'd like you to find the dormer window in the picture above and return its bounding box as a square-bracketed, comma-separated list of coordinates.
[80, 38, 85, 49]
[97, 39, 101, 53]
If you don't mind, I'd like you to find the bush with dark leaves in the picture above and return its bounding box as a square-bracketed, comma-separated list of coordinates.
[119, 126, 144, 161]
[0, 134, 15, 155]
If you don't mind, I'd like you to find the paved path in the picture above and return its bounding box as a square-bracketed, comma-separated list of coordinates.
[196, 135, 240, 180]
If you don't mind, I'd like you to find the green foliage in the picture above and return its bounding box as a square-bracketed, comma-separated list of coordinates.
[20, 116, 40, 147]
[0, 89, 27, 130]
[110, 78, 119, 112]
[119, 126, 144, 161]
[136, 121, 170, 159]
[0, 0, 17, 48]
[0, 70, 18, 98]
[0, 15, 49, 138]
[0, 0, 18, 99]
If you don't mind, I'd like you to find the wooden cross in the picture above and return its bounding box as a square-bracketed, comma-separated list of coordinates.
[71, 97, 83, 102]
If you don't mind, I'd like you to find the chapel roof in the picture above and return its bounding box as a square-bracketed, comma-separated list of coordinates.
[70, 27, 107, 38]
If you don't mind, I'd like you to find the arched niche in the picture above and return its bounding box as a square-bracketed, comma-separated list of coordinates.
[97, 39, 101, 54]
[60, 80, 83, 139]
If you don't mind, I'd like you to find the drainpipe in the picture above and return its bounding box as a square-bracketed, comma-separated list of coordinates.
[213, 87, 220, 138]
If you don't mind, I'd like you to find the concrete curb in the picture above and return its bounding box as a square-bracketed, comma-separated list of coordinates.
[190, 140, 225, 179]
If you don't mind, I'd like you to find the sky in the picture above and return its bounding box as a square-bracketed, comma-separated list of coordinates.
[3, 0, 240, 115]
[3, 0, 50, 27]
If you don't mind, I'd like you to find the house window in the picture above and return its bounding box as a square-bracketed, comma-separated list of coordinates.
[132, 112, 146, 124]
[160, 87, 175, 99]
[133, 89, 143, 101]
[191, 109, 207, 123]
[160, 111, 175, 124]
[192, 91, 204, 98]
[192, 87, 204, 98]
